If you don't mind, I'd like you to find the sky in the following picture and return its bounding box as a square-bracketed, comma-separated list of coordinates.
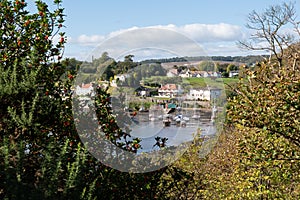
[46, 0, 300, 61]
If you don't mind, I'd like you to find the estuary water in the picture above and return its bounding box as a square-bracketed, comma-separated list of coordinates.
[129, 119, 216, 153]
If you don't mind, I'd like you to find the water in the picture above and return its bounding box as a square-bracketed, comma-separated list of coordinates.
[129, 119, 216, 153]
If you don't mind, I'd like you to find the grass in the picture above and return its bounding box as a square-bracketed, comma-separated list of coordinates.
[183, 77, 239, 88]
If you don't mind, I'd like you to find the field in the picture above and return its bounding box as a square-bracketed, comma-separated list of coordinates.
[183, 77, 239, 88]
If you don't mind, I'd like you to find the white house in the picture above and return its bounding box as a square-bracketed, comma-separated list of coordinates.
[229, 70, 239, 77]
[186, 88, 222, 101]
[75, 83, 94, 96]
[179, 69, 192, 78]
[200, 71, 222, 78]
[213, 72, 222, 78]
[110, 74, 129, 87]
[203, 71, 212, 78]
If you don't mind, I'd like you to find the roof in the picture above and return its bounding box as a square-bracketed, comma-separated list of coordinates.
[81, 83, 93, 89]
[168, 69, 178, 75]
[167, 103, 176, 108]
[160, 84, 177, 90]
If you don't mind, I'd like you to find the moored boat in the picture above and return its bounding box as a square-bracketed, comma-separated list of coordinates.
[163, 119, 171, 127]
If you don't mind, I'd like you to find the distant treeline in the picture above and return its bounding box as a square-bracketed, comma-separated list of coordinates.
[141, 55, 268, 65]
[64, 53, 166, 83]
[63, 53, 268, 83]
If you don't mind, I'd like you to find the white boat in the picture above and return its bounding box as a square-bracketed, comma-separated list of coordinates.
[182, 116, 190, 121]
[191, 114, 200, 120]
[181, 120, 187, 127]
[173, 115, 182, 121]
[157, 115, 163, 120]
[149, 117, 157, 121]
[149, 114, 157, 121]
[174, 114, 189, 122]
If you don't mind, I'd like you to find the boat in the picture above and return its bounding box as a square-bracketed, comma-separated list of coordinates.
[174, 114, 189, 122]
[181, 120, 187, 127]
[182, 116, 190, 121]
[149, 114, 158, 121]
[163, 119, 171, 127]
[191, 114, 200, 120]
[173, 114, 182, 121]
[163, 115, 172, 127]
[149, 116, 157, 121]
[157, 115, 163, 120]
[173, 114, 188, 127]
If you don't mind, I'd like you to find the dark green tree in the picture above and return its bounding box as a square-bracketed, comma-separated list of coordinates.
[0, 2, 179, 199]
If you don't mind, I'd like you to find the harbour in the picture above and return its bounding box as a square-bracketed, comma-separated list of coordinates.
[126, 108, 218, 153]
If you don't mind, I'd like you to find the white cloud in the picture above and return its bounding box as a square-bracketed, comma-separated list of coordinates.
[66, 23, 245, 60]
[73, 23, 242, 45]
[173, 23, 242, 42]
[76, 34, 105, 45]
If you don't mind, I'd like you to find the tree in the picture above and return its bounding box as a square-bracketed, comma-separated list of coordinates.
[207, 4, 300, 198]
[0, 1, 175, 199]
[124, 54, 134, 62]
[226, 63, 238, 73]
[214, 62, 220, 72]
[198, 61, 215, 71]
[238, 1, 299, 66]
[0, 1, 100, 198]
[200, 41, 300, 200]
[198, 2, 300, 199]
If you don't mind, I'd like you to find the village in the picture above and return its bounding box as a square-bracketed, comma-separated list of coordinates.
[73, 61, 232, 129]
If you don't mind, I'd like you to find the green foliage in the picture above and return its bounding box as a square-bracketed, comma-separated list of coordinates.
[0, 1, 101, 199]
[226, 63, 238, 73]
[198, 61, 215, 71]
[183, 77, 238, 89]
[228, 59, 300, 147]
[200, 44, 300, 198]
[78, 53, 167, 84]
[141, 55, 266, 66]
[143, 76, 181, 86]
[2, 1, 299, 199]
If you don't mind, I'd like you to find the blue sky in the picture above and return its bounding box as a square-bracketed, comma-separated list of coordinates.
[53, 0, 300, 61]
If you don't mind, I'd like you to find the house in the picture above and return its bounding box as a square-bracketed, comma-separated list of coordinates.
[75, 83, 94, 96]
[115, 74, 127, 82]
[213, 72, 222, 78]
[135, 86, 151, 97]
[192, 71, 205, 78]
[179, 69, 192, 78]
[166, 69, 178, 77]
[229, 70, 239, 77]
[186, 88, 222, 101]
[203, 71, 212, 78]
[197, 71, 222, 78]
[111, 74, 129, 87]
[158, 84, 179, 98]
